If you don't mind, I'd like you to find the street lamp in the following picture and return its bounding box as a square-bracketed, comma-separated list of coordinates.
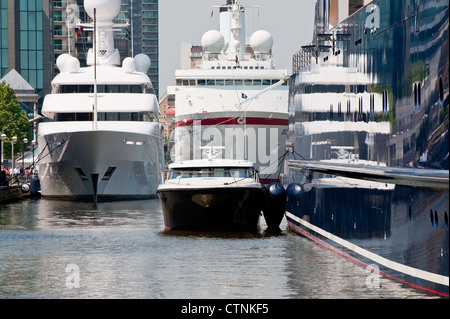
[22, 138, 28, 169]
[31, 140, 36, 171]
[0, 133, 6, 169]
[11, 136, 17, 176]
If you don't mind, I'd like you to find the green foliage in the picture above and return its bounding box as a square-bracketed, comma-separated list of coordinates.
[0, 81, 32, 159]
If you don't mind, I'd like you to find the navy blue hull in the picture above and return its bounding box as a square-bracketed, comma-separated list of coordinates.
[158, 187, 263, 231]
[285, 177, 449, 296]
[285, 0, 449, 296]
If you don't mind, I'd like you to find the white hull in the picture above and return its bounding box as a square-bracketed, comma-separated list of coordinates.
[37, 122, 164, 199]
[174, 110, 288, 183]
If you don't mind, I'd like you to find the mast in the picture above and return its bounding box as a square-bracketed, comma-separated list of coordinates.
[93, 8, 98, 130]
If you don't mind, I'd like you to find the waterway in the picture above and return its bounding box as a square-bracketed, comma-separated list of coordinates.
[0, 197, 441, 299]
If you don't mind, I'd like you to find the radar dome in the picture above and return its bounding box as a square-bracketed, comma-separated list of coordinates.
[201, 30, 225, 54]
[122, 57, 136, 73]
[250, 30, 273, 53]
[84, 0, 121, 21]
[134, 54, 151, 73]
[56, 54, 80, 73]
[66, 56, 80, 73]
[56, 54, 71, 72]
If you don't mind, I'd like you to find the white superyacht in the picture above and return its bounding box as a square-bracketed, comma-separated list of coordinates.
[169, 0, 289, 184]
[37, 0, 164, 201]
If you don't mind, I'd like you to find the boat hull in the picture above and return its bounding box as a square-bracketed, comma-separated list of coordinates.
[284, 0, 449, 296]
[175, 111, 288, 184]
[37, 128, 164, 200]
[158, 187, 264, 231]
[285, 177, 449, 296]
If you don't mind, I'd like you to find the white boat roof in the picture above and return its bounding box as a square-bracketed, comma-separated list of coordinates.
[42, 93, 158, 115]
[52, 65, 151, 86]
[168, 159, 255, 170]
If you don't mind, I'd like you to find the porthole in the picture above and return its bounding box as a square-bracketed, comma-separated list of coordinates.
[434, 210, 439, 228]
[444, 211, 448, 230]
[414, 83, 418, 109]
[418, 83, 421, 109]
[430, 209, 434, 226]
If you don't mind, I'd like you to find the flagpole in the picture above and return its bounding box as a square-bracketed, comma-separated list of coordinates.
[67, 0, 71, 55]
[131, 0, 134, 57]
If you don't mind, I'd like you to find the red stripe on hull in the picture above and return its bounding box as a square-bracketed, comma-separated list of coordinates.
[176, 117, 288, 127]
[260, 178, 280, 185]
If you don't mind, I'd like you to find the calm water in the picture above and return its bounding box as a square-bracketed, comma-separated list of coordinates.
[0, 197, 440, 299]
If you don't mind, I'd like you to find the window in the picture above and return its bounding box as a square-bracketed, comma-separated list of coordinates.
[414, 82, 421, 110]
[102, 167, 117, 181]
[56, 112, 150, 122]
[347, 100, 351, 120]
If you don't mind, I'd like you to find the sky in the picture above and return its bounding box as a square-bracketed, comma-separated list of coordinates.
[158, 0, 317, 98]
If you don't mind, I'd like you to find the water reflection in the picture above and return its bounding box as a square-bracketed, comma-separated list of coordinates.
[0, 198, 440, 298]
[0, 198, 163, 230]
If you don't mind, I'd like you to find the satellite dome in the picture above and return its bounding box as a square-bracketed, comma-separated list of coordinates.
[134, 54, 151, 73]
[122, 57, 136, 73]
[66, 56, 80, 73]
[56, 54, 71, 72]
[84, 0, 121, 21]
[201, 30, 225, 54]
[56, 54, 80, 73]
[250, 30, 273, 53]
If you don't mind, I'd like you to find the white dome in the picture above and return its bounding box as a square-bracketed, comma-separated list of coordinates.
[56, 54, 71, 72]
[134, 54, 151, 73]
[84, 0, 121, 21]
[201, 30, 225, 54]
[250, 30, 273, 53]
[66, 56, 80, 73]
[56, 54, 80, 73]
[122, 57, 136, 73]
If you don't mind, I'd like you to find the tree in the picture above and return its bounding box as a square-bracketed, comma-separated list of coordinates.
[0, 81, 32, 160]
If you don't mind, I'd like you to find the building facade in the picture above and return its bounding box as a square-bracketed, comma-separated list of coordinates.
[115, 0, 159, 97]
[0, 0, 53, 99]
[1, 0, 159, 98]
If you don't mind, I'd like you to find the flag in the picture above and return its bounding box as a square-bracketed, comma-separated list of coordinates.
[77, 28, 81, 35]
[125, 28, 131, 40]
[242, 93, 248, 99]
[211, 9, 214, 18]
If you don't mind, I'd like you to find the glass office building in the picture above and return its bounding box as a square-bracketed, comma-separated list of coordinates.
[0, 0, 7, 78]
[19, 0, 44, 92]
[115, 0, 159, 97]
[0, 0, 52, 99]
